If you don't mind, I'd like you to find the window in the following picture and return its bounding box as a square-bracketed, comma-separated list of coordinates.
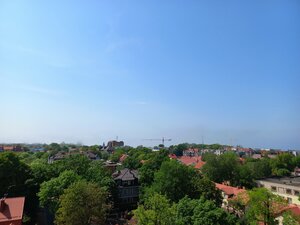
[271, 186, 277, 192]
[286, 189, 292, 195]
[287, 197, 292, 204]
[295, 190, 300, 196]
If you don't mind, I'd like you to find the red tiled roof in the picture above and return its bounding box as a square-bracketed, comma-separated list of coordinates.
[3, 146, 14, 151]
[194, 161, 206, 169]
[119, 154, 128, 163]
[277, 204, 300, 217]
[215, 183, 246, 197]
[168, 154, 177, 159]
[0, 197, 25, 223]
[177, 156, 202, 166]
[177, 156, 206, 169]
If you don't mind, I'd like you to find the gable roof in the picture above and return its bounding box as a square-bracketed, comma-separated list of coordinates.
[113, 168, 138, 181]
[0, 197, 25, 223]
[177, 156, 203, 166]
[215, 183, 246, 196]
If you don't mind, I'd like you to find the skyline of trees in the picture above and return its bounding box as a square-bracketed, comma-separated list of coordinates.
[1, 142, 300, 225]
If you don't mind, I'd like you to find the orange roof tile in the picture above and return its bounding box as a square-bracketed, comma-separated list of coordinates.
[177, 156, 202, 166]
[194, 161, 206, 169]
[0, 197, 25, 223]
[168, 154, 177, 159]
[215, 183, 246, 196]
[119, 154, 128, 163]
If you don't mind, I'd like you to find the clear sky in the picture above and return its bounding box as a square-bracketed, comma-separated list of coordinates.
[0, 1, 299, 149]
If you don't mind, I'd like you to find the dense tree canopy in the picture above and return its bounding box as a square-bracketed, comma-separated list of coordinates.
[202, 152, 240, 185]
[3, 142, 299, 225]
[38, 170, 82, 213]
[139, 149, 169, 187]
[246, 188, 287, 225]
[134, 194, 237, 225]
[0, 152, 31, 196]
[150, 160, 201, 202]
[146, 160, 222, 204]
[85, 161, 114, 190]
[134, 193, 176, 225]
[55, 181, 110, 225]
[54, 154, 91, 177]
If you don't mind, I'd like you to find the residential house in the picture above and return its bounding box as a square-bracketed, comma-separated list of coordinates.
[48, 151, 99, 163]
[168, 154, 177, 160]
[293, 167, 300, 177]
[113, 169, 139, 210]
[214, 149, 225, 156]
[215, 183, 246, 209]
[251, 154, 262, 159]
[103, 140, 124, 154]
[0, 197, 25, 225]
[183, 148, 199, 157]
[119, 154, 128, 163]
[0, 145, 23, 152]
[104, 161, 121, 173]
[177, 156, 206, 170]
[275, 204, 300, 225]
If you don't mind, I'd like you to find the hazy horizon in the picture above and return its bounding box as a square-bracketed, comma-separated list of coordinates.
[1, 1, 299, 149]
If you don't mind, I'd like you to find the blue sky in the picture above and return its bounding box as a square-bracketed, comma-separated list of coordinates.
[0, 1, 299, 149]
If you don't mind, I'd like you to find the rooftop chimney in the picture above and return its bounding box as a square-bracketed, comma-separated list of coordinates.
[0, 198, 6, 212]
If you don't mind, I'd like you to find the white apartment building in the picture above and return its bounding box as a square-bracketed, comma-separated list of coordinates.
[256, 177, 300, 205]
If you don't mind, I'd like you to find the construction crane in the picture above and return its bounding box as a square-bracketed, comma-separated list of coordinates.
[143, 137, 172, 146]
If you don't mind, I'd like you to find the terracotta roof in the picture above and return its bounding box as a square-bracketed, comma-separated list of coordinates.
[288, 206, 300, 217]
[0, 197, 25, 223]
[276, 204, 300, 217]
[177, 156, 202, 166]
[194, 161, 206, 169]
[119, 154, 128, 163]
[3, 146, 14, 151]
[215, 183, 246, 197]
[169, 154, 177, 159]
[239, 157, 245, 162]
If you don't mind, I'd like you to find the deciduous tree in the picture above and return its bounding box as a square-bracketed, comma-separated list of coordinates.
[38, 170, 82, 213]
[55, 181, 110, 225]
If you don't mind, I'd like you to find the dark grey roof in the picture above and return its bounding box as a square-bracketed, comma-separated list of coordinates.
[113, 168, 138, 181]
[257, 177, 300, 187]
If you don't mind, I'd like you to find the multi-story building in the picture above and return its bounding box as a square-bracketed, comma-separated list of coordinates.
[183, 148, 199, 157]
[102, 140, 124, 154]
[256, 177, 300, 205]
[0, 145, 23, 152]
[113, 168, 139, 210]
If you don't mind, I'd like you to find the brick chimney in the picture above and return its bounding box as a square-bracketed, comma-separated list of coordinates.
[0, 198, 6, 212]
